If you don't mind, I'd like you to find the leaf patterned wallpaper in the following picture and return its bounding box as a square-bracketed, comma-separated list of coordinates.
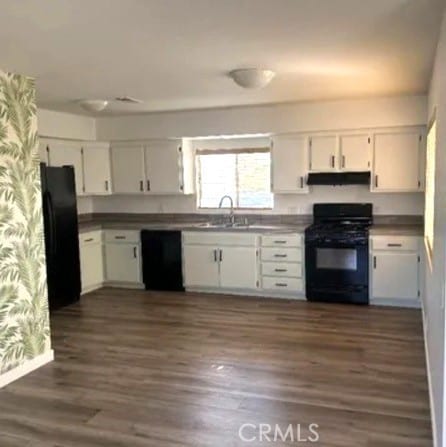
[0, 71, 51, 375]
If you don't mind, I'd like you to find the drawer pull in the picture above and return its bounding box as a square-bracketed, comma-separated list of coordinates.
[114, 236, 126, 240]
[274, 268, 287, 272]
[274, 254, 288, 258]
[84, 238, 94, 242]
[274, 240, 287, 244]
[275, 283, 288, 287]
[387, 243, 402, 247]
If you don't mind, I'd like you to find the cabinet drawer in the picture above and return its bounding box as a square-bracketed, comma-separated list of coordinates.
[262, 276, 303, 292]
[261, 262, 302, 278]
[261, 234, 301, 248]
[104, 230, 140, 244]
[183, 231, 257, 246]
[261, 247, 302, 263]
[371, 236, 419, 251]
[79, 230, 102, 245]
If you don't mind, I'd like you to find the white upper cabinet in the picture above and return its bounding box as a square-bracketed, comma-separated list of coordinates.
[144, 140, 184, 194]
[339, 134, 371, 171]
[309, 135, 338, 172]
[38, 138, 50, 164]
[111, 145, 146, 194]
[372, 131, 422, 192]
[271, 135, 309, 193]
[47, 140, 84, 196]
[111, 139, 194, 195]
[82, 142, 112, 195]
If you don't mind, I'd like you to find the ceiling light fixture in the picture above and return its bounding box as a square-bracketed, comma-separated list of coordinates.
[229, 68, 275, 89]
[79, 99, 108, 112]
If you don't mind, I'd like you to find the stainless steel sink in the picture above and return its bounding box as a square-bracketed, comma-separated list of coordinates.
[196, 222, 282, 230]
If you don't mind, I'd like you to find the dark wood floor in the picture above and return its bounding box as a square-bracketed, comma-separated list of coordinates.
[0, 288, 432, 446]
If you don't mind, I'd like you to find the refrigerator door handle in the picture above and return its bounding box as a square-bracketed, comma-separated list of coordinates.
[45, 192, 57, 257]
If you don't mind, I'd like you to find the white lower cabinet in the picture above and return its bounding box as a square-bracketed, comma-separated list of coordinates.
[183, 245, 220, 287]
[104, 230, 142, 285]
[371, 236, 421, 303]
[219, 247, 258, 289]
[79, 230, 104, 294]
[182, 232, 258, 290]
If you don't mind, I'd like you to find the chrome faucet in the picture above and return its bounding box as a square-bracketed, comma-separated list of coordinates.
[218, 195, 235, 225]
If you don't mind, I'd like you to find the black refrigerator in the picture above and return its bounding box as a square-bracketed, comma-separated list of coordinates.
[40, 163, 81, 310]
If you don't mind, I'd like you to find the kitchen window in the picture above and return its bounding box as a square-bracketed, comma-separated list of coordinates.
[196, 148, 273, 209]
[425, 117, 436, 264]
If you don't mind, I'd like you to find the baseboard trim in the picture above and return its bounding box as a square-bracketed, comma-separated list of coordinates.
[421, 303, 438, 447]
[0, 349, 54, 389]
[103, 281, 144, 290]
[186, 287, 306, 300]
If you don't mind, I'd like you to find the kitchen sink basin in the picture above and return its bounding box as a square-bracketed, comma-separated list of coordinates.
[196, 222, 282, 230]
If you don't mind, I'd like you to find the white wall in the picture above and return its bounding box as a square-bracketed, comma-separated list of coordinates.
[37, 109, 96, 140]
[93, 188, 423, 216]
[77, 197, 93, 215]
[96, 95, 427, 140]
[425, 7, 446, 447]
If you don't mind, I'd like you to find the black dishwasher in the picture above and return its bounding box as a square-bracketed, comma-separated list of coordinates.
[141, 230, 184, 291]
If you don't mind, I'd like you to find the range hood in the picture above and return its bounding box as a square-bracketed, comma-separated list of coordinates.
[307, 172, 371, 186]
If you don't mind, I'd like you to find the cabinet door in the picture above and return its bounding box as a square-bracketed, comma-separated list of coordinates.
[372, 252, 419, 299]
[372, 132, 421, 192]
[271, 135, 309, 193]
[104, 243, 141, 283]
[39, 139, 49, 164]
[80, 243, 104, 292]
[111, 145, 145, 194]
[48, 141, 84, 196]
[309, 135, 338, 172]
[83, 143, 112, 195]
[183, 245, 219, 288]
[144, 141, 183, 194]
[340, 134, 371, 171]
[219, 246, 258, 289]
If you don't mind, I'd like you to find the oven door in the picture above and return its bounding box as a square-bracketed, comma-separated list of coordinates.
[305, 240, 369, 304]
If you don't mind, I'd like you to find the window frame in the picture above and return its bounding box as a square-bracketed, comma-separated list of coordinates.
[424, 113, 436, 270]
[195, 146, 273, 210]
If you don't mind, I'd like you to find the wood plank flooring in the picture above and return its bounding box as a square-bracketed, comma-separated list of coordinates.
[0, 288, 432, 446]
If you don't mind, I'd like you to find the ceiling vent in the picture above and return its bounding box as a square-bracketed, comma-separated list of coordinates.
[114, 96, 143, 104]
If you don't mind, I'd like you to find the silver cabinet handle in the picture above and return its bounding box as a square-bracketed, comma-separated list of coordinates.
[115, 236, 126, 240]
[274, 240, 287, 244]
[213, 249, 217, 262]
[300, 176, 304, 188]
[373, 256, 377, 269]
[133, 247, 137, 258]
[342, 155, 346, 168]
[275, 283, 288, 287]
[274, 254, 287, 258]
[147, 180, 151, 191]
[219, 249, 223, 262]
[84, 238, 93, 242]
[375, 175, 379, 188]
[331, 155, 335, 168]
[274, 268, 287, 272]
[105, 180, 109, 191]
[387, 243, 402, 247]
[140, 180, 144, 191]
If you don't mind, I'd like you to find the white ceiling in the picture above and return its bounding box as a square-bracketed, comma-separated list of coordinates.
[0, 0, 443, 115]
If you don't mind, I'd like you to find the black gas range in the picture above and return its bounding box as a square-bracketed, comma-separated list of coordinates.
[305, 203, 373, 305]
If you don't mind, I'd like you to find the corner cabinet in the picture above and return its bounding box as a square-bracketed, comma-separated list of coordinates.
[371, 131, 424, 192]
[79, 230, 104, 294]
[110, 139, 194, 195]
[82, 142, 112, 195]
[271, 135, 309, 193]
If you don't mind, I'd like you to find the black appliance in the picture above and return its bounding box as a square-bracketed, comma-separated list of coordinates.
[307, 172, 371, 186]
[40, 164, 81, 310]
[305, 203, 372, 304]
[141, 230, 184, 291]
